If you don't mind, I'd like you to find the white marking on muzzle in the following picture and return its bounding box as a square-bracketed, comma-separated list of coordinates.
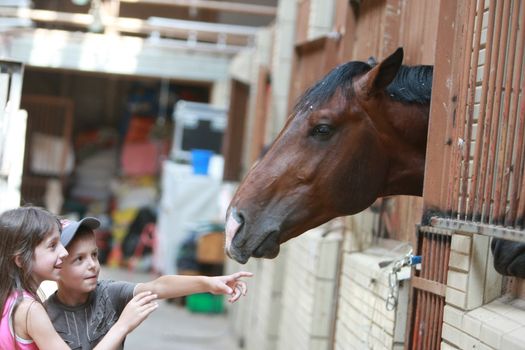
[225, 211, 241, 251]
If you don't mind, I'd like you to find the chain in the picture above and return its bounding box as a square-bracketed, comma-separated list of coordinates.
[384, 251, 421, 311]
[386, 260, 402, 311]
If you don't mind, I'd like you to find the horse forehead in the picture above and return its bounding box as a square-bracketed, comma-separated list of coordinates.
[293, 97, 353, 124]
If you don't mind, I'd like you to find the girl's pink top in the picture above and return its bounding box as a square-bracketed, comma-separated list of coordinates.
[0, 291, 39, 350]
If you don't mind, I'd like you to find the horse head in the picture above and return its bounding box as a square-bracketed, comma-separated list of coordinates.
[225, 48, 433, 264]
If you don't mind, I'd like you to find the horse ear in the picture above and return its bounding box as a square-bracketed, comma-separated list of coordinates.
[357, 47, 403, 97]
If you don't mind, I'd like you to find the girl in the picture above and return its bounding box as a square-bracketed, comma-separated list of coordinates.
[0, 206, 158, 349]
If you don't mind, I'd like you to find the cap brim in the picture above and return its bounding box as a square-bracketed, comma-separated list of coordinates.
[61, 217, 101, 247]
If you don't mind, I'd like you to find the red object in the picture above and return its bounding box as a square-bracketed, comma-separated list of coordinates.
[121, 142, 160, 176]
[128, 223, 157, 272]
[125, 116, 155, 143]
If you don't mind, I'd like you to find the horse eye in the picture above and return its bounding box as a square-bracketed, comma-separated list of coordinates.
[311, 124, 333, 140]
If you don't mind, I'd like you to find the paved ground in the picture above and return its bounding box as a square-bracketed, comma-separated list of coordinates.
[42, 267, 241, 350]
[104, 267, 241, 350]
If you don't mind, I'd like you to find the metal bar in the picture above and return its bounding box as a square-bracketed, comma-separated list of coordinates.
[496, 0, 521, 222]
[506, 5, 525, 226]
[428, 293, 436, 350]
[482, 0, 511, 223]
[423, 291, 432, 350]
[460, 0, 485, 219]
[435, 235, 445, 283]
[412, 233, 429, 349]
[430, 295, 438, 349]
[443, 235, 451, 285]
[467, 0, 497, 220]
[431, 233, 439, 281]
[476, 0, 504, 223]
[419, 291, 428, 350]
[420, 237, 432, 350]
[430, 216, 525, 243]
[504, 1, 525, 226]
[412, 289, 422, 350]
[421, 232, 429, 280]
[517, 163, 525, 228]
[434, 233, 442, 287]
[423, 290, 432, 350]
[433, 295, 441, 348]
[119, 0, 277, 16]
[517, 118, 525, 228]
[435, 297, 445, 350]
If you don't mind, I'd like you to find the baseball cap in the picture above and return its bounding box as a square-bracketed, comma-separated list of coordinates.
[60, 217, 101, 247]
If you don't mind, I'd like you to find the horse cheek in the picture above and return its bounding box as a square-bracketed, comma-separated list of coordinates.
[337, 136, 387, 214]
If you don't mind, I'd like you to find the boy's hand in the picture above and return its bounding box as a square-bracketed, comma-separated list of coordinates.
[118, 291, 159, 333]
[207, 271, 253, 303]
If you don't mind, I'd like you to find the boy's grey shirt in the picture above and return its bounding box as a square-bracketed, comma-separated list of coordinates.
[45, 280, 136, 350]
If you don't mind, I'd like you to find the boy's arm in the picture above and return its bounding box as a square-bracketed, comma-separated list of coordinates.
[135, 271, 253, 302]
[135, 275, 211, 299]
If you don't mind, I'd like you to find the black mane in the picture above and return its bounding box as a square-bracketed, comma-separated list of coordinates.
[387, 65, 433, 104]
[294, 61, 433, 114]
[294, 61, 370, 114]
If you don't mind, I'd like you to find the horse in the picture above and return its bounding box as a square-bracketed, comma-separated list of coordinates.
[225, 47, 433, 264]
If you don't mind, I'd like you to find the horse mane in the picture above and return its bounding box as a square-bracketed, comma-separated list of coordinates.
[294, 61, 371, 114]
[386, 65, 433, 104]
[293, 60, 433, 114]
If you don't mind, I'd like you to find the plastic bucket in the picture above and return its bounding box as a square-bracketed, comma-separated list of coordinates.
[186, 293, 224, 313]
[191, 149, 213, 175]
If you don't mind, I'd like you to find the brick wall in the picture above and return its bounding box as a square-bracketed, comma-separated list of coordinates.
[334, 246, 410, 350]
[277, 223, 342, 350]
[441, 232, 525, 350]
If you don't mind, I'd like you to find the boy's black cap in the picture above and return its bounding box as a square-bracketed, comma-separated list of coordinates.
[60, 217, 100, 247]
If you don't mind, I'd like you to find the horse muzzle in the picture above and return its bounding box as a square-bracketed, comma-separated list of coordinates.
[227, 230, 281, 264]
[225, 208, 281, 263]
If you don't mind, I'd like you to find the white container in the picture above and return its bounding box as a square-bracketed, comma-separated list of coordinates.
[171, 100, 227, 161]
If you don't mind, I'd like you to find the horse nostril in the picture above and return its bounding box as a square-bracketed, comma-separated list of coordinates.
[231, 207, 245, 226]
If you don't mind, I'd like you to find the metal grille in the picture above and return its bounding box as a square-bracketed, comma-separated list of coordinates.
[409, 227, 451, 350]
[446, 0, 525, 227]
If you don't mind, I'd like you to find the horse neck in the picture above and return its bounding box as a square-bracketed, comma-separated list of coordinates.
[380, 102, 429, 197]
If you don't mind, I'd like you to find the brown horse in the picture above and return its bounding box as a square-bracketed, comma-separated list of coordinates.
[225, 48, 433, 264]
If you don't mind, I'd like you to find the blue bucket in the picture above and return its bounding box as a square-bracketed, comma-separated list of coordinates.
[191, 149, 213, 175]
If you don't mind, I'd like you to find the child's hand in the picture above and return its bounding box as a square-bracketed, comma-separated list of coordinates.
[118, 291, 158, 333]
[208, 271, 254, 303]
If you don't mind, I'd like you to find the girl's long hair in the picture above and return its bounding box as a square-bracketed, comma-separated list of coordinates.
[0, 206, 61, 343]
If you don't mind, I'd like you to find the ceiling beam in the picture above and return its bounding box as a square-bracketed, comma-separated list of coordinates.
[0, 7, 258, 46]
[119, 0, 277, 16]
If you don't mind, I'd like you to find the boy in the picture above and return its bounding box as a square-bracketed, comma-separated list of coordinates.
[45, 217, 252, 349]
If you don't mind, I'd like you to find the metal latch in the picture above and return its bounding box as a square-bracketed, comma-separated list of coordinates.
[379, 251, 422, 311]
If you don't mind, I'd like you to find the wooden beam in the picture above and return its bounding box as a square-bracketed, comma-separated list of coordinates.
[411, 276, 446, 297]
[120, 0, 277, 16]
[0, 8, 255, 45]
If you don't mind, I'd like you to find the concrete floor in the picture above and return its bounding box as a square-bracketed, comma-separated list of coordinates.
[42, 267, 241, 350]
[105, 267, 241, 350]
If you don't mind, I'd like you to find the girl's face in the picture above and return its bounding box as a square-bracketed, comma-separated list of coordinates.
[32, 226, 68, 284]
[58, 232, 101, 294]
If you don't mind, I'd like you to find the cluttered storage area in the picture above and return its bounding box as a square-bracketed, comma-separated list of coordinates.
[19, 67, 232, 285]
